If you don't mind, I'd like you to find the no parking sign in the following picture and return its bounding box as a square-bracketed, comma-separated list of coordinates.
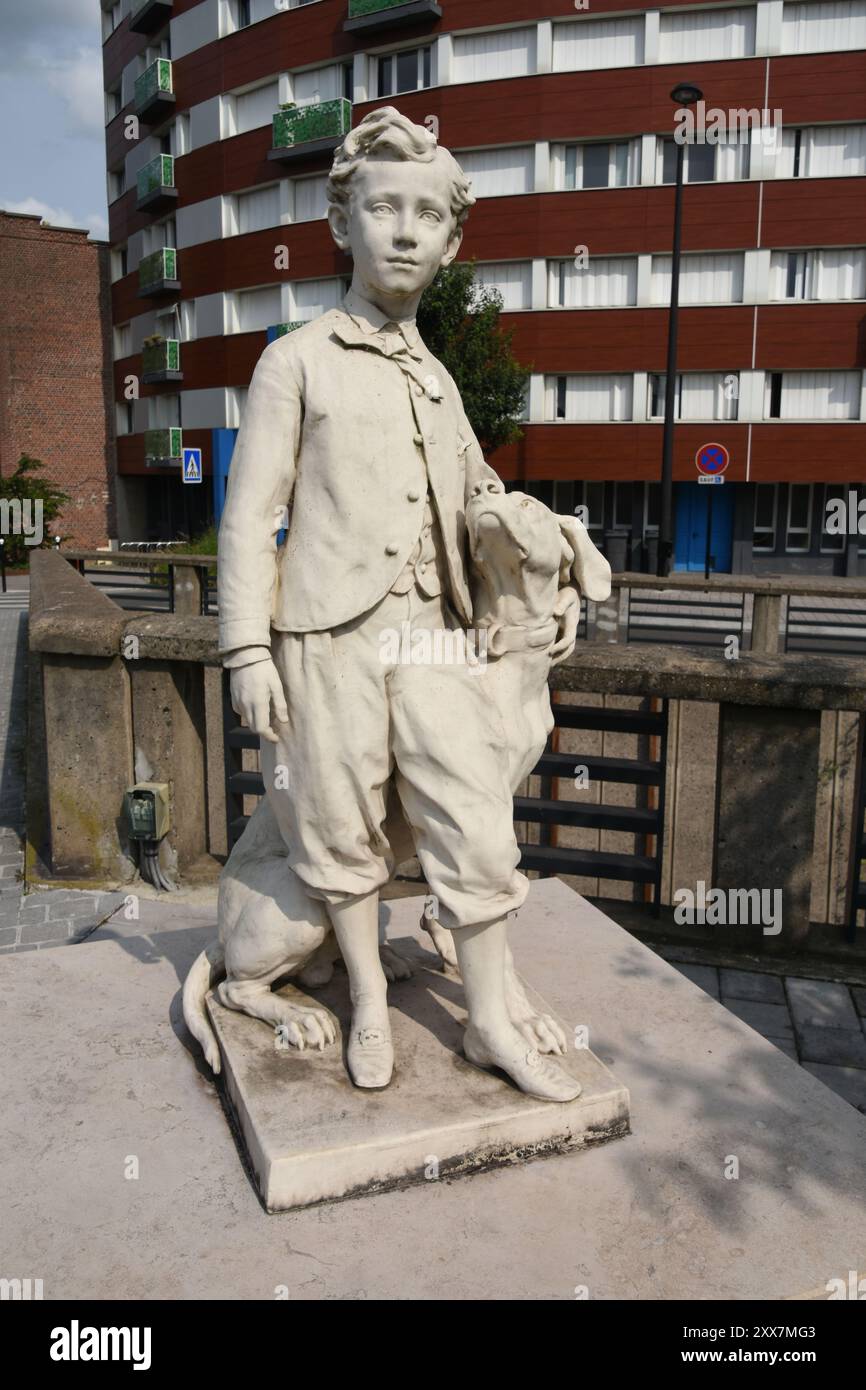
[696, 442, 729, 483]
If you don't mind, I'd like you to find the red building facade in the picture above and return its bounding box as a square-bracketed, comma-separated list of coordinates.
[0, 211, 115, 551]
[102, 0, 866, 572]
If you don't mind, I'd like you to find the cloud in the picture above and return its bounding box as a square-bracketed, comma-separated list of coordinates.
[43, 47, 105, 138]
[1, 196, 106, 241]
[0, 1, 98, 70]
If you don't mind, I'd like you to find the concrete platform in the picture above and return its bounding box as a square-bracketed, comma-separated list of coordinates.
[207, 931, 629, 1212]
[1, 879, 865, 1299]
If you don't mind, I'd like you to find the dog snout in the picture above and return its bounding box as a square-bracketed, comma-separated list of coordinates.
[472, 478, 505, 499]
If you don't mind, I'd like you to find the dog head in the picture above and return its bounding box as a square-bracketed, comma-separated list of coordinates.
[467, 483, 612, 611]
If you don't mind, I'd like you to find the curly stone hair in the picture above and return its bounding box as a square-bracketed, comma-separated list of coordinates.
[327, 106, 475, 229]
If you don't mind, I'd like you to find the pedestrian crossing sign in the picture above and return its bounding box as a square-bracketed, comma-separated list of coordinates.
[182, 447, 202, 484]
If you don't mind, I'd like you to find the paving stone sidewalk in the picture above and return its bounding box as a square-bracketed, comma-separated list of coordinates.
[661, 952, 866, 1115]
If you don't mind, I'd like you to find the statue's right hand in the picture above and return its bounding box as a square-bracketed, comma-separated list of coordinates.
[229, 659, 289, 744]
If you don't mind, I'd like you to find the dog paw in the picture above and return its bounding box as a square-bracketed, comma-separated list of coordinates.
[274, 1004, 337, 1052]
[378, 944, 413, 982]
[512, 1012, 568, 1056]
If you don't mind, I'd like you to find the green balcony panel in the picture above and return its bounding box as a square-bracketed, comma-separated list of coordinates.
[344, 0, 441, 34]
[134, 59, 175, 120]
[144, 428, 182, 466]
[138, 247, 179, 297]
[142, 338, 182, 383]
[271, 99, 352, 160]
[136, 154, 177, 211]
[267, 323, 305, 343]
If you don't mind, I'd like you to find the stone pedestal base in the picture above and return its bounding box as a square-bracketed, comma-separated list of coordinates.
[207, 903, 630, 1212]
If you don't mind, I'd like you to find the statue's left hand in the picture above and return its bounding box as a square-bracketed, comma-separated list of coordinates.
[549, 585, 579, 666]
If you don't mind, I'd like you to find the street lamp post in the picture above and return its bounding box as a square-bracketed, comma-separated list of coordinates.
[657, 81, 703, 578]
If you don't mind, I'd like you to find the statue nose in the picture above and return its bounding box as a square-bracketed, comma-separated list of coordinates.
[472, 478, 504, 499]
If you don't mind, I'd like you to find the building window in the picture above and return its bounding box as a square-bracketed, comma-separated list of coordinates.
[452, 27, 536, 82]
[290, 277, 348, 321]
[233, 81, 279, 135]
[293, 175, 328, 223]
[377, 46, 432, 98]
[764, 370, 862, 419]
[781, 1, 866, 55]
[236, 0, 252, 29]
[643, 483, 660, 538]
[456, 146, 534, 197]
[777, 124, 866, 178]
[820, 483, 847, 553]
[150, 394, 181, 429]
[546, 375, 633, 422]
[111, 246, 128, 282]
[473, 262, 532, 310]
[553, 139, 641, 191]
[612, 482, 632, 532]
[752, 484, 778, 551]
[786, 484, 813, 552]
[105, 87, 121, 123]
[293, 64, 351, 107]
[230, 284, 283, 334]
[113, 323, 131, 358]
[548, 256, 638, 308]
[648, 373, 739, 421]
[108, 167, 125, 202]
[552, 16, 645, 71]
[231, 184, 281, 236]
[658, 6, 757, 62]
[658, 136, 750, 183]
[116, 401, 135, 436]
[102, 2, 122, 41]
[650, 252, 745, 305]
[769, 247, 866, 301]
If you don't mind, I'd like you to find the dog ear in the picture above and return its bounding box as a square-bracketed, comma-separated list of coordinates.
[557, 514, 612, 601]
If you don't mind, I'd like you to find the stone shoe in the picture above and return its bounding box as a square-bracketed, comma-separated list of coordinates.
[347, 1025, 394, 1090]
[463, 1027, 582, 1103]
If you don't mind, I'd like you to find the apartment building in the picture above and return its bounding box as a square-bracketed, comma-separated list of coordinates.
[102, 0, 866, 572]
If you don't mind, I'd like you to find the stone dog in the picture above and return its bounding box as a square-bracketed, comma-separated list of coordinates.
[182, 496, 611, 1075]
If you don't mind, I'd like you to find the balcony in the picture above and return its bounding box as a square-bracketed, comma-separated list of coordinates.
[269, 99, 352, 166]
[138, 247, 180, 298]
[144, 428, 182, 467]
[129, 0, 174, 33]
[142, 338, 182, 385]
[266, 323, 304, 343]
[136, 154, 177, 214]
[344, 0, 441, 35]
[134, 59, 175, 124]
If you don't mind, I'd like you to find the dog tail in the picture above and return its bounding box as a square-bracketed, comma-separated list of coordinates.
[182, 940, 226, 1074]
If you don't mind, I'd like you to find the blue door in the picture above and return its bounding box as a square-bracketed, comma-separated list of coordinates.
[673, 482, 734, 573]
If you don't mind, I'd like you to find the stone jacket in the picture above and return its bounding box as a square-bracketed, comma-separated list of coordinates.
[218, 289, 502, 655]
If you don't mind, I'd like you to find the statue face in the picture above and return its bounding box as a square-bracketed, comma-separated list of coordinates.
[330, 154, 462, 305]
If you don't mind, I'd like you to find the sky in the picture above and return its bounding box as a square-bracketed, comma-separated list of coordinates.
[0, 0, 109, 240]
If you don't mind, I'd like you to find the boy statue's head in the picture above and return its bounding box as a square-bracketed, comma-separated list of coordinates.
[327, 107, 475, 314]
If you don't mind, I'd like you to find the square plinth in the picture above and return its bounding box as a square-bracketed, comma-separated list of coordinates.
[206, 908, 630, 1212]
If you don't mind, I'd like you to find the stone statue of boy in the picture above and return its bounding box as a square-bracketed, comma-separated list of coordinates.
[218, 107, 584, 1101]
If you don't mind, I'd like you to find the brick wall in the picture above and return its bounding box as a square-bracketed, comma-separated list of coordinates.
[0, 212, 116, 551]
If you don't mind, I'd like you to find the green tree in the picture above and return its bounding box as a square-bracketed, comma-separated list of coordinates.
[416, 261, 530, 454]
[0, 455, 69, 569]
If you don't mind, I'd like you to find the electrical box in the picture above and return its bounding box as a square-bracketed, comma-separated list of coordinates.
[124, 783, 171, 841]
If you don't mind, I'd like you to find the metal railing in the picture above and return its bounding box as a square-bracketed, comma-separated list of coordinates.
[63, 551, 214, 616]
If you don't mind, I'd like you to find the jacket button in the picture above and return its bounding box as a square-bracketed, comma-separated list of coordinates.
[407, 490, 421, 502]
[413, 384, 424, 397]
[413, 433, 423, 445]
[385, 542, 399, 556]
